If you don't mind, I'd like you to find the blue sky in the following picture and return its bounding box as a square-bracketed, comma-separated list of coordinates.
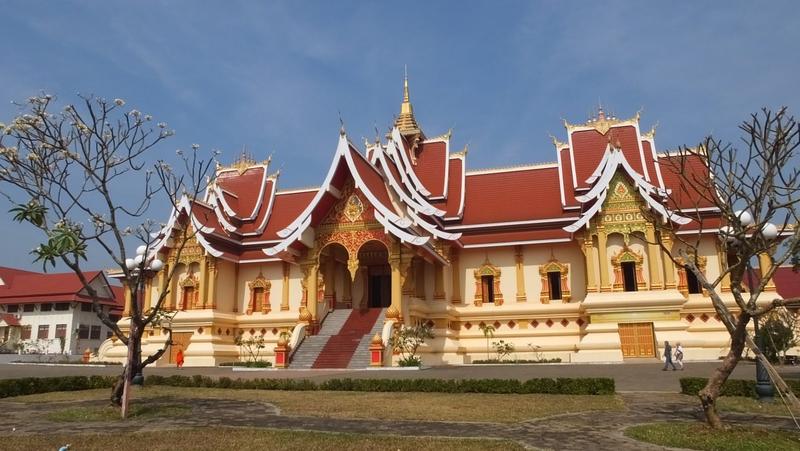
[1, 1, 798, 270]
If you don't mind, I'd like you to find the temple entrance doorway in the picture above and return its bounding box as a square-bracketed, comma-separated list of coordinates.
[618, 322, 656, 358]
[358, 241, 391, 309]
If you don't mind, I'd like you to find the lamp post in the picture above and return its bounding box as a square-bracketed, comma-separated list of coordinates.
[120, 245, 163, 418]
[735, 212, 776, 401]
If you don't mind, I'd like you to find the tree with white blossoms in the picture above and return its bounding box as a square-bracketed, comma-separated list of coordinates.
[0, 94, 217, 418]
[653, 107, 800, 428]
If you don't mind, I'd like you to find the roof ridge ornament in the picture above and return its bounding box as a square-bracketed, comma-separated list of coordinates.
[563, 106, 642, 136]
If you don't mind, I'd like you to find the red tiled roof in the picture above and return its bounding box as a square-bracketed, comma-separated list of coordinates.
[460, 228, 571, 246]
[658, 153, 717, 210]
[774, 267, 800, 300]
[461, 166, 574, 225]
[0, 313, 20, 326]
[412, 140, 448, 198]
[0, 269, 119, 306]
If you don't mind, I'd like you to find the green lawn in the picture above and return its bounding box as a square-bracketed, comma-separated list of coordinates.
[625, 422, 800, 450]
[9, 386, 623, 423]
[46, 403, 190, 422]
[8, 427, 527, 451]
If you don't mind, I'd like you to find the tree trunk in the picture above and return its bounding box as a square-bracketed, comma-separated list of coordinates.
[698, 314, 749, 428]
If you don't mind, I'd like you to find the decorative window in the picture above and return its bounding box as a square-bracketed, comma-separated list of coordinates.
[37, 325, 49, 340]
[473, 258, 503, 306]
[55, 324, 67, 338]
[538, 258, 571, 303]
[179, 273, 199, 311]
[676, 255, 708, 298]
[40, 303, 53, 312]
[7, 305, 18, 313]
[54, 303, 70, 311]
[77, 324, 90, 339]
[23, 304, 35, 312]
[90, 325, 102, 340]
[81, 303, 93, 312]
[247, 274, 271, 315]
[611, 247, 646, 292]
[21, 325, 31, 340]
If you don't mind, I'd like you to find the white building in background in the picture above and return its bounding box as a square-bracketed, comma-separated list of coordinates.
[0, 267, 123, 356]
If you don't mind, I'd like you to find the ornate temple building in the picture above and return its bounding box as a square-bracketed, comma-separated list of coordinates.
[99, 77, 769, 367]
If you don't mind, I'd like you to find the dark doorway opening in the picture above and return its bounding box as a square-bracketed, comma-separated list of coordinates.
[547, 271, 562, 300]
[686, 266, 702, 294]
[368, 273, 391, 308]
[622, 262, 638, 292]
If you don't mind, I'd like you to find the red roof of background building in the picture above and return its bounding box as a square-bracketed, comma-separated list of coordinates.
[0, 313, 20, 326]
[0, 267, 121, 307]
[774, 266, 800, 300]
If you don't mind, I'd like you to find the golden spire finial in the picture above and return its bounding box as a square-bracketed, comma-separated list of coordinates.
[395, 66, 422, 137]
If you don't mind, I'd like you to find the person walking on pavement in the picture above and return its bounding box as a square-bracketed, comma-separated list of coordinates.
[662, 341, 677, 371]
[674, 342, 685, 370]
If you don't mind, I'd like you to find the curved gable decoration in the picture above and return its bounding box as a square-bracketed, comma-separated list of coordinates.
[563, 148, 691, 234]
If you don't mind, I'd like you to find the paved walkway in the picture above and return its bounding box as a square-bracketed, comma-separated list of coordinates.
[0, 392, 797, 450]
[2, 361, 799, 392]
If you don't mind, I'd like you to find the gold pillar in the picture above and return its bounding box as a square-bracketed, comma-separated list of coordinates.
[597, 227, 611, 292]
[645, 225, 663, 290]
[232, 263, 240, 313]
[662, 234, 676, 289]
[759, 251, 777, 292]
[716, 244, 732, 293]
[207, 258, 218, 309]
[199, 256, 209, 309]
[122, 281, 132, 317]
[281, 261, 290, 311]
[389, 242, 403, 321]
[514, 245, 526, 302]
[434, 262, 445, 300]
[307, 263, 318, 317]
[582, 236, 597, 293]
[451, 251, 461, 304]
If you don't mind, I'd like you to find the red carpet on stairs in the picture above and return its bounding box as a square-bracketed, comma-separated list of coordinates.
[312, 308, 382, 369]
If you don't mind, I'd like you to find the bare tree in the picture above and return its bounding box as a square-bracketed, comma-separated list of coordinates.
[655, 107, 800, 427]
[0, 94, 216, 418]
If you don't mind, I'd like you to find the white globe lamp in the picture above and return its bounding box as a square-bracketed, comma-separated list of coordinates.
[136, 245, 147, 256]
[761, 222, 779, 241]
[125, 258, 136, 270]
[149, 258, 164, 272]
[734, 210, 754, 227]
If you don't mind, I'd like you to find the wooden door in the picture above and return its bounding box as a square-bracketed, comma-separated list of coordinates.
[169, 332, 192, 364]
[618, 322, 655, 358]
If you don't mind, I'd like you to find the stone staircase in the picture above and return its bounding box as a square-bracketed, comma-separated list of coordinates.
[347, 308, 387, 368]
[289, 309, 351, 369]
[312, 308, 386, 369]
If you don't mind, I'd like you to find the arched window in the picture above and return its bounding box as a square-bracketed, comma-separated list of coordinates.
[179, 273, 199, 311]
[247, 274, 271, 315]
[473, 258, 503, 306]
[611, 247, 646, 292]
[676, 255, 707, 298]
[539, 258, 571, 303]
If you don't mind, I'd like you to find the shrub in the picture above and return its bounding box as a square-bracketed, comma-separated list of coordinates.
[473, 358, 562, 364]
[218, 361, 272, 368]
[679, 377, 788, 397]
[0, 375, 615, 398]
[0, 376, 116, 399]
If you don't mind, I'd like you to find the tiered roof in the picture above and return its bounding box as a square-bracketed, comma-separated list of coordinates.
[152, 82, 721, 261]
